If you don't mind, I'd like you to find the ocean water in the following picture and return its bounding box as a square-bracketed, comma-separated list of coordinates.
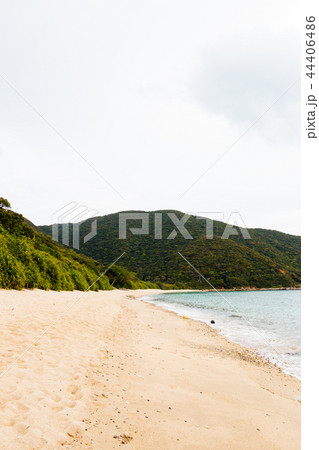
[141, 290, 301, 379]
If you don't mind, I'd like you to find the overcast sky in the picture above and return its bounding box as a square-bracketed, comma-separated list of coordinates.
[0, 0, 300, 234]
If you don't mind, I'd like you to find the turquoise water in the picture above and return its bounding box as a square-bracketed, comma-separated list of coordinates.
[142, 290, 301, 379]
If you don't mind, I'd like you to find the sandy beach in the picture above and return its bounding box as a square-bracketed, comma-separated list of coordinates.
[0, 288, 300, 449]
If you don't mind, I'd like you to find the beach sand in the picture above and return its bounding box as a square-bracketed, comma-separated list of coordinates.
[0, 289, 300, 449]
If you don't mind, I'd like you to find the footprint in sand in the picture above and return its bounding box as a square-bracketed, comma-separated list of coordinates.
[15, 422, 30, 435]
[1, 416, 17, 427]
[48, 392, 62, 403]
[11, 400, 30, 412]
[51, 405, 64, 412]
[67, 385, 83, 400]
[64, 400, 77, 409]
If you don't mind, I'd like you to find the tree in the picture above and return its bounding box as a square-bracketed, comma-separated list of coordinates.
[0, 197, 11, 209]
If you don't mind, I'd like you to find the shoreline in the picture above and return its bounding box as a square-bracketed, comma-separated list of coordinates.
[0, 288, 300, 449]
[166, 287, 301, 292]
[140, 290, 300, 380]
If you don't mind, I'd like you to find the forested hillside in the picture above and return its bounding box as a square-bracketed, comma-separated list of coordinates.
[39, 211, 301, 290]
[0, 199, 157, 291]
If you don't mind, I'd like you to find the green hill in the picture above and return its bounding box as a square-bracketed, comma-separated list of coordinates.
[39, 210, 301, 290]
[0, 199, 157, 291]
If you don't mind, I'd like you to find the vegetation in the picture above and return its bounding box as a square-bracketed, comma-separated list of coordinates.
[0, 197, 11, 209]
[39, 210, 301, 290]
[0, 199, 156, 291]
[106, 265, 158, 290]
